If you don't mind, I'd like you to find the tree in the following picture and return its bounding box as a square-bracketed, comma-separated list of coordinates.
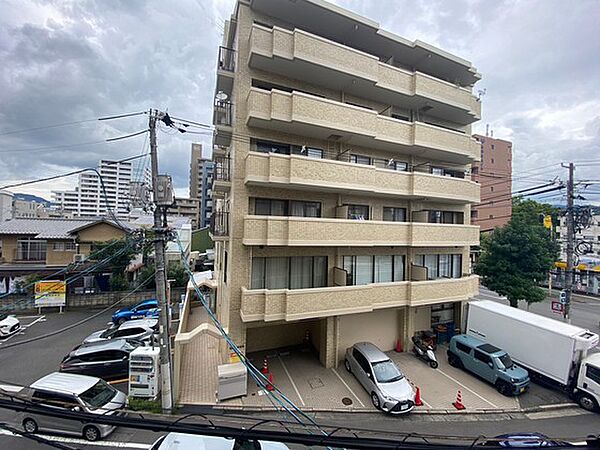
[512, 197, 561, 228]
[89, 239, 139, 291]
[475, 199, 560, 307]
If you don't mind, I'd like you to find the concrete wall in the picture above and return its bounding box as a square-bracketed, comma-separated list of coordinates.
[337, 309, 400, 361]
[246, 320, 319, 353]
[0, 288, 185, 313]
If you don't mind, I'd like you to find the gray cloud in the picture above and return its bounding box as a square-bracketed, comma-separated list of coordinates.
[1, 0, 599, 204]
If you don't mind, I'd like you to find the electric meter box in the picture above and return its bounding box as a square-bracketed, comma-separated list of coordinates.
[129, 346, 160, 399]
[217, 362, 247, 401]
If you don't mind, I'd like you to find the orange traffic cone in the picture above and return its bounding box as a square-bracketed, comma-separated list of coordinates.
[414, 386, 423, 406]
[261, 357, 269, 375]
[453, 390, 465, 410]
[266, 373, 274, 391]
[395, 339, 403, 353]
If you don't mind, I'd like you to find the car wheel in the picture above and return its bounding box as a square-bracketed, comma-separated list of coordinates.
[83, 425, 101, 442]
[448, 353, 462, 368]
[23, 418, 38, 433]
[344, 359, 351, 373]
[22, 418, 38, 434]
[371, 392, 381, 410]
[496, 380, 512, 396]
[578, 393, 598, 412]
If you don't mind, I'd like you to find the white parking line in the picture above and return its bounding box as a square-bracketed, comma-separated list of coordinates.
[331, 368, 365, 407]
[277, 354, 305, 407]
[39, 435, 151, 448]
[0, 429, 151, 448]
[436, 368, 499, 408]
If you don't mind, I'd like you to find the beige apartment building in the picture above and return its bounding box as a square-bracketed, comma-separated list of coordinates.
[210, 0, 481, 368]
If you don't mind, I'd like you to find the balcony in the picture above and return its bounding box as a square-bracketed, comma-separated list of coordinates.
[245, 152, 480, 203]
[212, 156, 231, 195]
[246, 88, 480, 165]
[209, 211, 229, 241]
[249, 24, 480, 125]
[213, 99, 233, 147]
[243, 216, 479, 247]
[240, 275, 479, 322]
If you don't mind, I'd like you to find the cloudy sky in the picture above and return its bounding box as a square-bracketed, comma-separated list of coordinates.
[1, 0, 599, 204]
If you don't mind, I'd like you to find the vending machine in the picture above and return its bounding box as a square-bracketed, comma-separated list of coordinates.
[129, 346, 160, 399]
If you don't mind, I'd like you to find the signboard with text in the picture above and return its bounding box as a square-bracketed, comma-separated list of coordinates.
[34, 280, 66, 308]
[551, 300, 563, 314]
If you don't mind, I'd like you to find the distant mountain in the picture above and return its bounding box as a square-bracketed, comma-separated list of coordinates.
[14, 193, 52, 207]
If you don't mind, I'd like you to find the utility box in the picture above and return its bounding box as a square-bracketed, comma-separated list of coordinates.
[217, 362, 247, 401]
[129, 346, 160, 399]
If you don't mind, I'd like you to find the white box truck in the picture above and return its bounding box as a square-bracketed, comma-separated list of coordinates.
[466, 300, 600, 411]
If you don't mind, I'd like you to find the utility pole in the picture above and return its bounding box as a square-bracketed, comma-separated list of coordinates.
[563, 162, 575, 323]
[148, 109, 174, 413]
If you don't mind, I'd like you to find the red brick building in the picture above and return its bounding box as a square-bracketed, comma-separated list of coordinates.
[471, 135, 513, 231]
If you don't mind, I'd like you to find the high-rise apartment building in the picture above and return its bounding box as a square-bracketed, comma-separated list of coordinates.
[189, 143, 214, 228]
[210, 0, 481, 368]
[52, 160, 135, 218]
[471, 135, 513, 231]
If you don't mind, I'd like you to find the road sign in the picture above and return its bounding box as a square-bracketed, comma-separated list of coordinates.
[551, 301, 563, 314]
[559, 290, 567, 304]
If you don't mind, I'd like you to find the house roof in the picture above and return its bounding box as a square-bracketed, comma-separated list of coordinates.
[0, 217, 126, 239]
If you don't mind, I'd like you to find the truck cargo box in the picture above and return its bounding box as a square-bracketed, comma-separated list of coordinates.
[467, 300, 599, 386]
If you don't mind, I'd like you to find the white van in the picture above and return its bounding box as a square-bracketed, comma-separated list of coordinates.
[19, 372, 127, 441]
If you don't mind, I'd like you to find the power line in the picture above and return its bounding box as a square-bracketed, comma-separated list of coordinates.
[0, 153, 148, 190]
[0, 111, 146, 137]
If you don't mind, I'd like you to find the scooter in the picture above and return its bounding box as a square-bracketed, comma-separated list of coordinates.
[412, 332, 438, 369]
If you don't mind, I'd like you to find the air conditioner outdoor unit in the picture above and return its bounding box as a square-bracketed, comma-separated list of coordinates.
[73, 254, 86, 263]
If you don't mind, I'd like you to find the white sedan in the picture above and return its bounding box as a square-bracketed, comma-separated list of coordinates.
[0, 313, 21, 338]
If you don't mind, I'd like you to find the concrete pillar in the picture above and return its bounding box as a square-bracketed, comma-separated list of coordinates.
[320, 316, 338, 368]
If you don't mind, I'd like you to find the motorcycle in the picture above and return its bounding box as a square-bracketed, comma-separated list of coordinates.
[412, 331, 438, 369]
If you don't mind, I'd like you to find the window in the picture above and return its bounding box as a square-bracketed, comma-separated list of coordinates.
[347, 204, 369, 220]
[491, 144, 495, 150]
[251, 256, 327, 290]
[16, 238, 47, 261]
[344, 255, 405, 285]
[474, 349, 492, 365]
[455, 342, 471, 354]
[31, 391, 79, 409]
[471, 210, 478, 219]
[393, 255, 405, 281]
[301, 147, 323, 159]
[256, 140, 291, 155]
[471, 167, 479, 175]
[490, 186, 494, 192]
[491, 158, 495, 164]
[350, 154, 371, 165]
[414, 254, 462, 280]
[427, 210, 464, 224]
[586, 365, 600, 385]
[114, 328, 142, 338]
[290, 201, 321, 218]
[255, 199, 321, 218]
[372, 158, 408, 171]
[374, 255, 393, 283]
[391, 113, 409, 121]
[431, 167, 445, 176]
[383, 207, 407, 222]
[52, 242, 77, 251]
[353, 349, 371, 374]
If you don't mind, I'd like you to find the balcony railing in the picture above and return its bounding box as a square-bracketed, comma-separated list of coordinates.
[213, 99, 233, 127]
[210, 211, 229, 237]
[214, 156, 231, 182]
[218, 46, 235, 72]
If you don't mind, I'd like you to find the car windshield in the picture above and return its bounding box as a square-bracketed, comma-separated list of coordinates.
[79, 380, 117, 409]
[497, 353, 514, 369]
[99, 328, 117, 339]
[372, 359, 404, 383]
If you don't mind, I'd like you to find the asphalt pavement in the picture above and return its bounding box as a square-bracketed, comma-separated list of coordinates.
[1, 297, 600, 449]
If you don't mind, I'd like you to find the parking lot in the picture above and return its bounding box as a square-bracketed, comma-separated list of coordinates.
[219, 344, 570, 413]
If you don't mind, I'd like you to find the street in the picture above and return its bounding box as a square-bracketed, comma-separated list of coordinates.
[1, 293, 600, 449]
